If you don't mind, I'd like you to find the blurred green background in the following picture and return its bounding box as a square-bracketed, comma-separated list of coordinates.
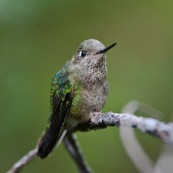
[1, 0, 173, 172]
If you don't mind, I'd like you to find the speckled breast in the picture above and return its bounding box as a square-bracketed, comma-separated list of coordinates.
[70, 81, 109, 122]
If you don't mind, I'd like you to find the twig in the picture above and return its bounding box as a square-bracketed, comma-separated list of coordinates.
[7, 148, 38, 173]
[120, 100, 163, 173]
[153, 91, 173, 173]
[88, 112, 173, 144]
[7, 109, 173, 173]
[120, 127, 157, 173]
[153, 145, 173, 173]
[63, 133, 93, 173]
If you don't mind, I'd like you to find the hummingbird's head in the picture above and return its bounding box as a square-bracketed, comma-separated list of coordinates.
[69, 39, 116, 85]
[71, 39, 116, 66]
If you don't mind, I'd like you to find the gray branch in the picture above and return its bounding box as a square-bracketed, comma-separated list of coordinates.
[63, 133, 93, 173]
[120, 100, 163, 173]
[89, 112, 173, 144]
[7, 148, 38, 173]
[7, 110, 173, 173]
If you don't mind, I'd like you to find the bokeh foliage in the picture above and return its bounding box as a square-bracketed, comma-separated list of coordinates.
[0, 0, 173, 172]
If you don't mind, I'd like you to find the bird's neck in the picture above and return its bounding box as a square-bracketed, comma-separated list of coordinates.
[67, 59, 107, 89]
[79, 63, 107, 89]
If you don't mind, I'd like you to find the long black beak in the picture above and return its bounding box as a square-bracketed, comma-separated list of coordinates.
[96, 42, 116, 54]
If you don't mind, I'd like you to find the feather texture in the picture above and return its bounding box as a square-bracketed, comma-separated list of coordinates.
[38, 70, 73, 158]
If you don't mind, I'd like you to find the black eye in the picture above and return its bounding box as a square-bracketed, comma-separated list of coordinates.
[79, 50, 87, 58]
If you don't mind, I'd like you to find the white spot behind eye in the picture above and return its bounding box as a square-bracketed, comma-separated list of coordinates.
[79, 51, 82, 56]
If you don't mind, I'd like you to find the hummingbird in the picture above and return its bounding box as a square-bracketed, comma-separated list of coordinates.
[37, 39, 116, 159]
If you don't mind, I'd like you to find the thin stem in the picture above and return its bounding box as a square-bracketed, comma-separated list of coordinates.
[7, 148, 38, 173]
[63, 133, 92, 173]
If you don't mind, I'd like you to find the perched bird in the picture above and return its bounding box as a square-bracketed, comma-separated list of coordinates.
[37, 39, 116, 159]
